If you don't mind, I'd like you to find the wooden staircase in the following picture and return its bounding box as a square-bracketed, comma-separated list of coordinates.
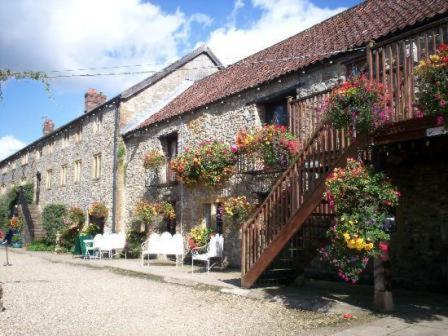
[241, 122, 369, 288]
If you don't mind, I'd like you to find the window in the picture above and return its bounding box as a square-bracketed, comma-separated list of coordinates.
[75, 126, 83, 143]
[74, 160, 82, 183]
[47, 141, 54, 154]
[92, 154, 101, 179]
[62, 132, 69, 148]
[21, 153, 29, 166]
[36, 148, 42, 160]
[46, 169, 53, 189]
[163, 133, 178, 183]
[60, 165, 67, 186]
[93, 114, 102, 133]
[202, 202, 224, 234]
[264, 100, 288, 126]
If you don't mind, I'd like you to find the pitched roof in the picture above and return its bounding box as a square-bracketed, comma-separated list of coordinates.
[121, 45, 223, 99]
[135, 0, 448, 131]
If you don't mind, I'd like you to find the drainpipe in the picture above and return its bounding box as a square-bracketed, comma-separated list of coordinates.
[111, 99, 121, 233]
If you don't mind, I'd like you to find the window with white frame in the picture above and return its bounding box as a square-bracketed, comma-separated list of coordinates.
[93, 114, 102, 133]
[202, 202, 224, 234]
[75, 126, 83, 143]
[92, 154, 101, 179]
[46, 169, 53, 189]
[74, 160, 82, 183]
[60, 165, 67, 186]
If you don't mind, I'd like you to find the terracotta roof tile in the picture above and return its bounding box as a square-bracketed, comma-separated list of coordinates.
[135, 0, 448, 131]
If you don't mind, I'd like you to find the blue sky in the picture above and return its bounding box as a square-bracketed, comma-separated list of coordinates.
[0, 0, 360, 159]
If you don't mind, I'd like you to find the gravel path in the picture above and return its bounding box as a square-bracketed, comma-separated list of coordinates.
[0, 251, 352, 336]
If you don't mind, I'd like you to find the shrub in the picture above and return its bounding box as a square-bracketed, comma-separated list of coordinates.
[415, 43, 448, 125]
[325, 75, 391, 135]
[18, 183, 34, 204]
[143, 150, 165, 170]
[170, 140, 237, 187]
[67, 207, 85, 229]
[88, 202, 108, 219]
[319, 158, 400, 283]
[27, 240, 55, 252]
[126, 225, 147, 258]
[42, 204, 67, 244]
[235, 125, 299, 169]
[134, 200, 158, 226]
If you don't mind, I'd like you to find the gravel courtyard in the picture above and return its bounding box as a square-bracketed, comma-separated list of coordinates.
[0, 251, 354, 336]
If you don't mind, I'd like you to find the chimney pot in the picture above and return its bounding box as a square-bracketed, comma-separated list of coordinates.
[43, 119, 55, 136]
[84, 88, 107, 113]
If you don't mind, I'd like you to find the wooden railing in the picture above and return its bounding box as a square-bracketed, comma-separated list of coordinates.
[367, 19, 448, 123]
[241, 108, 367, 286]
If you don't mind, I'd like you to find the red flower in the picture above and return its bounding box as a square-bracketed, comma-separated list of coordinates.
[438, 43, 448, 52]
[343, 313, 353, 319]
[436, 115, 445, 126]
[378, 242, 389, 253]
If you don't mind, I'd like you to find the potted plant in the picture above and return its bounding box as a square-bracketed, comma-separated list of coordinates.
[88, 202, 108, 233]
[143, 150, 166, 170]
[187, 225, 214, 250]
[11, 233, 23, 248]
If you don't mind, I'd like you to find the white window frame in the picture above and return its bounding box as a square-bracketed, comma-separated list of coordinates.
[74, 160, 82, 183]
[92, 153, 102, 179]
[60, 165, 67, 186]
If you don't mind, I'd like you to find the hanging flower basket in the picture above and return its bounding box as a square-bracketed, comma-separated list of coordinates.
[223, 196, 254, 223]
[415, 43, 448, 126]
[143, 150, 166, 170]
[133, 200, 176, 226]
[170, 140, 237, 188]
[88, 202, 108, 219]
[325, 75, 392, 135]
[319, 158, 400, 283]
[235, 125, 299, 170]
[8, 216, 23, 230]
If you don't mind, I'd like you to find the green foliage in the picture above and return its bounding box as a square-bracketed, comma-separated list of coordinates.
[415, 44, 448, 125]
[126, 224, 147, 258]
[0, 69, 50, 99]
[42, 204, 67, 244]
[11, 233, 22, 244]
[170, 140, 237, 187]
[326, 76, 391, 135]
[27, 240, 55, 252]
[117, 141, 126, 168]
[67, 207, 85, 228]
[320, 158, 400, 283]
[81, 223, 102, 236]
[188, 225, 214, 247]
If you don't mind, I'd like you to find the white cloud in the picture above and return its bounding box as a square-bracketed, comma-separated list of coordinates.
[0, 136, 26, 160]
[0, 0, 211, 94]
[203, 0, 346, 64]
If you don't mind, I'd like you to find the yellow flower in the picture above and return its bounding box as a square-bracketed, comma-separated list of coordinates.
[364, 243, 374, 251]
[343, 232, 350, 241]
[347, 239, 356, 249]
[430, 54, 441, 62]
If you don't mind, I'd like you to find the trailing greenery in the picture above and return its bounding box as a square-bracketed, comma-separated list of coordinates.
[170, 140, 237, 187]
[117, 141, 126, 168]
[26, 240, 55, 252]
[88, 201, 108, 219]
[319, 159, 400, 283]
[415, 43, 448, 126]
[42, 204, 67, 244]
[0, 69, 50, 99]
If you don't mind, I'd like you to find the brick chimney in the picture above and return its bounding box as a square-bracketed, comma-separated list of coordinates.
[84, 88, 107, 113]
[43, 119, 55, 136]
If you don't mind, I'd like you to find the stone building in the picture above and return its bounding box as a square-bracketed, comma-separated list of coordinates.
[1, 0, 447, 291]
[0, 45, 222, 232]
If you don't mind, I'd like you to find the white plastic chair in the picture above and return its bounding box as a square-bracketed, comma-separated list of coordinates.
[191, 234, 224, 273]
[84, 234, 102, 259]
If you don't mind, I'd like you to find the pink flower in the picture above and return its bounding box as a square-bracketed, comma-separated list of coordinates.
[378, 242, 389, 253]
[440, 100, 447, 108]
[230, 144, 238, 153]
[436, 115, 445, 126]
[343, 313, 354, 319]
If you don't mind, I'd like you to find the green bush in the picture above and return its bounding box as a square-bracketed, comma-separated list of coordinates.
[0, 183, 34, 231]
[42, 204, 67, 244]
[126, 223, 147, 258]
[27, 240, 55, 252]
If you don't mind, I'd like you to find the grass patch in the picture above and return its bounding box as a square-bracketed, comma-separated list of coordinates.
[26, 240, 55, 252]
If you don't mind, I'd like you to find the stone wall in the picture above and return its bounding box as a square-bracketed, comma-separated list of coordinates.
[123, 58, 351, 266]
[120, 53, 219, 131]
[0, 103, 117, 231]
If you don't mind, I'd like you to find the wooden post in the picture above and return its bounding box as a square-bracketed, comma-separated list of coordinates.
[374, 242, 393, 312]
